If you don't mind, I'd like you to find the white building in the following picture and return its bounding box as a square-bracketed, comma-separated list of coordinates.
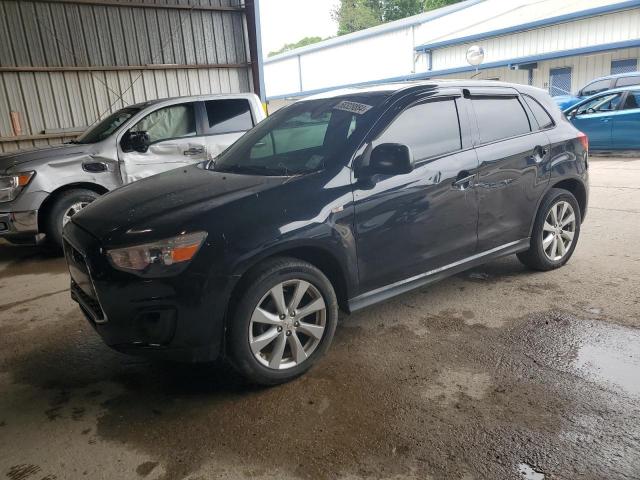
[263, 0, 640, 108]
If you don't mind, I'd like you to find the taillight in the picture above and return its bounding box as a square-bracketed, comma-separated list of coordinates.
[577, 132, 589, 152]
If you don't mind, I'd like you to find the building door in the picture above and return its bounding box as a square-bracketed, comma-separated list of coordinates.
[549, 67, 572, 97]
[611, 59, 638, 75]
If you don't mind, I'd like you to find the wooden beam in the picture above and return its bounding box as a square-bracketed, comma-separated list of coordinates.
[7, 0, 244, 13]
[0, 63, 252, 73]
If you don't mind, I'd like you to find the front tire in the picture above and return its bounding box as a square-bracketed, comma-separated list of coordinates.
[228, 257, 338, 385]
[517, 188, 581, 271]
[45, 189, 100, 247]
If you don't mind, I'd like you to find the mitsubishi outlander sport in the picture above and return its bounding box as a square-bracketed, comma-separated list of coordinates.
[63, 81, 589, 385]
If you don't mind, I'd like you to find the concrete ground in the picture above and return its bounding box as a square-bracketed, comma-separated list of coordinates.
[0, 158, 639, 480]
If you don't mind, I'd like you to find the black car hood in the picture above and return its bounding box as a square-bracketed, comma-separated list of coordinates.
[71, 164, 292, 242]
[0, 143, 89, 172]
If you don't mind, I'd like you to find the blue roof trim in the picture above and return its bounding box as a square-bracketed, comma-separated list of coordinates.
[415, 0, 640, 52]
[266, 39, 640, 100]
[263, 0, 485, 64]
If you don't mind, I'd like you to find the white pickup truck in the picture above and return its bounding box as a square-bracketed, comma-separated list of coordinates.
[0, 93, 265, 246]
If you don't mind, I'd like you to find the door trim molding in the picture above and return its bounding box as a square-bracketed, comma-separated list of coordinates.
[348, 238, 530, 312]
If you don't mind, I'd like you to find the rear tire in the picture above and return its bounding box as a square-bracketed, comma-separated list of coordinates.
[228, 257, 338, 385]
[45, 189, 100, 248]
[517, 188, 581, 271]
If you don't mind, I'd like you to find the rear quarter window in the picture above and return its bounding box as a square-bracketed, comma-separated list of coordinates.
[522, 95, 555, 130]
[471, 97, 531, 144]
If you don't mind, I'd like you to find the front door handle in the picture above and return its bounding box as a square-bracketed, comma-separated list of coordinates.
[183, 147, 204, 156]
[601, 117, 612, 123]
[453, 172, 475, 190]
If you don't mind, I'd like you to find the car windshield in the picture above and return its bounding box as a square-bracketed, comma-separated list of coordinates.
[74, 107, 141, 144]
[212, 94, 389, 176]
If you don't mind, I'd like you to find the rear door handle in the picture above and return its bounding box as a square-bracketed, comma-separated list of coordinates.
[453, 173, 475, 190]
[183, 147, 204, 156]
[601, 117, 612, 123]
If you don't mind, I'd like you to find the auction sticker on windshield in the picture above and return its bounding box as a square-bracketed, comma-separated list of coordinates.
[333, 100, 373, 115]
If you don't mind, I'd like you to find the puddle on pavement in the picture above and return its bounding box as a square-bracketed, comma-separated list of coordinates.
[573, 322, 640, 396]
[518, 311, 640, 398]
[518, 463, 545, 480]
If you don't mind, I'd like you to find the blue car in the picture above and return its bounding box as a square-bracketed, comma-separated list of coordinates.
[564, 86, 640, 150]
[554, 71, 640, 110]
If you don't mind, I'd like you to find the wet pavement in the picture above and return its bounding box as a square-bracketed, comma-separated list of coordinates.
[1, 157, 639, 480]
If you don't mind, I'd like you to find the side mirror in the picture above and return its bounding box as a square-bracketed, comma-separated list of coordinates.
[369, 143, 414, 176]
[121, 131, 150, 153]
[570, 109, 577, 119]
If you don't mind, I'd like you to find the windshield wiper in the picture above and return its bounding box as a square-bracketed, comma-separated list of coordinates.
[64, 140, 81, 144]
[216, 164, 292, 176]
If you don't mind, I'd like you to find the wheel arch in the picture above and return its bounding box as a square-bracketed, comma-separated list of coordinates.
[549, 178, 587, 221]
[225, 243, 353, 326]
[38, 182, 109, 233]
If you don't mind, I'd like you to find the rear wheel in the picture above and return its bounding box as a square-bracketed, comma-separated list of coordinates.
[45, 189, 100, 247]
[228, 257, 338, 385]
[517, 188, 581, 271]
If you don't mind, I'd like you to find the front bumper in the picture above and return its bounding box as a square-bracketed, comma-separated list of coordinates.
[63, 221, 233, 363]
[0, 210, 39, 241]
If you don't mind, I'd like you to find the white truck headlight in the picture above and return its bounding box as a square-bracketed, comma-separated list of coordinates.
[0, 172, 35, 202]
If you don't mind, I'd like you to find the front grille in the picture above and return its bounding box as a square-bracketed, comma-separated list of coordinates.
[65, 239, 107, 324]
[71, 279, 105, 323]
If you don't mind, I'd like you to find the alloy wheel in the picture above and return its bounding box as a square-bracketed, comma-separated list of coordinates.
[62, 201, 90, 228]
[249, 279, 327, 370]
[542, 200, 576, 262]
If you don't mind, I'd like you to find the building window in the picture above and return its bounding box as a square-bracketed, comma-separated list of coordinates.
[611, 59, 638, 75]
[549, 67, 572, 97]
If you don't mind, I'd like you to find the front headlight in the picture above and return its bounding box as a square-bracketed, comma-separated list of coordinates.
[0, 172, 35, 202]
[106, 231, 208, 278]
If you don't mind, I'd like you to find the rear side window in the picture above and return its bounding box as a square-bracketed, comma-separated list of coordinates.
[616, 76, 640, 88]
[205, 99, 253, 135]
[472, 97, 531, 143]
[376, 99, 462, 161]
[581, 79, 612, 97]
[522, 95, 554, 130]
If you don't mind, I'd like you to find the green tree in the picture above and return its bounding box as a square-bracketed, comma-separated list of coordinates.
[268, 36, 327, 57]
[331, 1, 380, 36]
[332, 0, 464, 35]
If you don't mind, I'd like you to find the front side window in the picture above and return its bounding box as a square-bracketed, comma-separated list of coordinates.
[472, 97, 531, 144]
[374, 99, 462, 161]
[580, 79, 612, 97]
[205, 99, 253, 135]
[622, 92, 640, 110]
[130, 103, 197, 144]
[76, 107, 140, 144]
[574, 93, 623, 116]
[213, 94, 388, 175]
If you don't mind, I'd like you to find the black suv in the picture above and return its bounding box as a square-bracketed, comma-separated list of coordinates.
[63, 81, 589, 385]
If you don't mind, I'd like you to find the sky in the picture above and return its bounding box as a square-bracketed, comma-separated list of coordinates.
[259, 0, 339, 56]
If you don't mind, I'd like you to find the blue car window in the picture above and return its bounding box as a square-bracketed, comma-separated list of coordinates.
[622, 92, 640, 110]
[576, 93, 623, 115]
